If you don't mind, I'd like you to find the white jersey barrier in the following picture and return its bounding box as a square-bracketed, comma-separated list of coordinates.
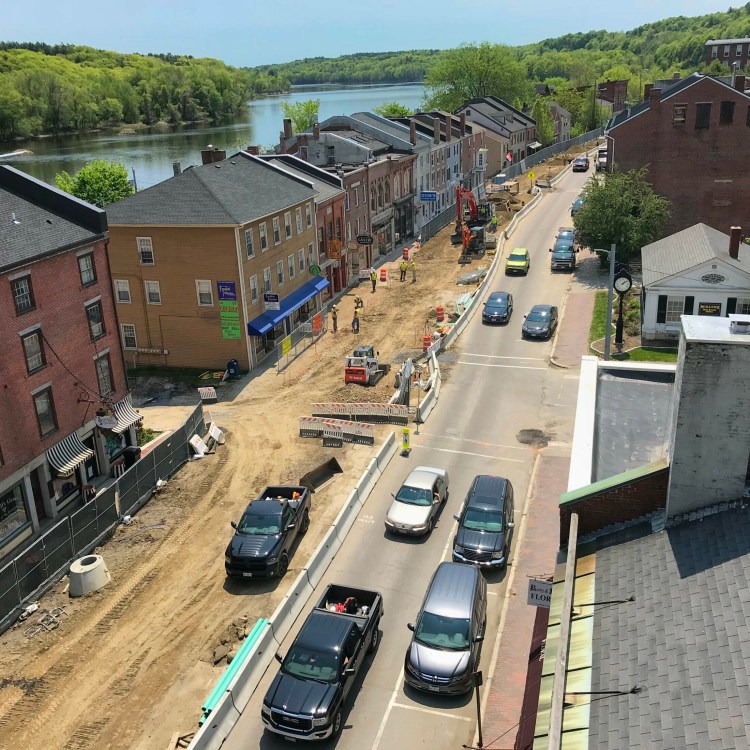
[298, 416, 375, 445]
[187, 431, 397, 750]
[311, 402, 409, 425]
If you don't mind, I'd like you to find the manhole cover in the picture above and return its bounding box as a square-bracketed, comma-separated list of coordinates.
[516, 429, 554, 448]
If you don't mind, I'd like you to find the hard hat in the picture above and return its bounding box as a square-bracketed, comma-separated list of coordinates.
[331, 304, 338, 310]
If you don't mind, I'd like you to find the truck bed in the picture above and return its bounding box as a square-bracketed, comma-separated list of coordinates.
[315, 584, 382, 631]
[258, 486, 308, 501]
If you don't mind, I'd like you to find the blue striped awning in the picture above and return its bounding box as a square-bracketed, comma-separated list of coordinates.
[247, 276, 330, 337]
[46, 431, 94, 476]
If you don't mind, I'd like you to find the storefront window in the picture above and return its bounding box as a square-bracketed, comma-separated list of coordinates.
[0, 483, 30, 542]
[105, 431, 127, 460]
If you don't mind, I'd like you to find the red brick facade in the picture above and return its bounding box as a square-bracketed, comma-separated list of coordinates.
[607, 76, 750, 237]
[559, 466, 670, 544]
[0, 238, 127, 481]
[704, 39, 750, 71]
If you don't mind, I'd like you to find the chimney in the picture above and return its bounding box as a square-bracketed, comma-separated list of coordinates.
[201, 145, 226, 165]
[246, 145, 260, 156]
[672, 72, 681, 80]
[283, 118, 293, 140]
[409, 120, 417, 145]
[648, 87, 661, 107]
[433, 119, 440, 144]
[313, 122, 320, 139]
[460, 112, 467, 136]
[734, 73, 746, 92]
[445, 117, 452, 142]
[729, 226, 742, 259]
[172, 161, 181, 176]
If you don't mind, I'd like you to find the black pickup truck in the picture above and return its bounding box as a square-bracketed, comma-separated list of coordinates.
[261, 584, 384, 741]
[225, 485, 310, 579]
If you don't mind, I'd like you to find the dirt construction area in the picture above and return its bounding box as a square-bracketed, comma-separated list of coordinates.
[0, 146, 593, 750]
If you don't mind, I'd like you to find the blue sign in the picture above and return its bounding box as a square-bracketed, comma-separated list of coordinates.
[217, 281, 237, 301]
[420, 191, 438, 202]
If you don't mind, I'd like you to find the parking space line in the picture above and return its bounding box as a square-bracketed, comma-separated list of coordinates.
[458, 361, 547, 370]
[391, 703, 472, 721]
[415, 432, 526, 452]
[412, 445, 524, 463]
[373, 668, 405, 750]
[462, 353, 547, 361]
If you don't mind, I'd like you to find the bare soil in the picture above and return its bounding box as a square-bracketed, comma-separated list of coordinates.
[0, 148, 589, 750]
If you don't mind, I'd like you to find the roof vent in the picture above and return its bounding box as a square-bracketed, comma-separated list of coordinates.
[730, 319, 750, 334]
[11, 212, 20, 225]
[46, 219, 53, 224]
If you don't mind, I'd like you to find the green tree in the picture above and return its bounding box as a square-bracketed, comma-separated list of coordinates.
[55, 160, 134, 207]
[374, 101, 413, 118]
[423, 43, 530, 111]
[281, 98, 320, 134]
[531, 98, 555, 146]
[573, 167, 671, 259]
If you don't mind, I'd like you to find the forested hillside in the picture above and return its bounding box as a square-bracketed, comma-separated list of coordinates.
[0, 44, 289, 140]
[254, 4, 750, 85]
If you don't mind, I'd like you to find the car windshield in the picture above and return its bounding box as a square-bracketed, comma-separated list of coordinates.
[396, 485, 433, 506]
[415, 612, 471, 650]
[487, 299, 508, 310]
[508, 254, 527, 262]
[463, 507, 503, 532]
[238, 512, 281, 535]
[282, 646, 339, 683]
[527, 311, 549, 323]
[553, 246, 573, 255]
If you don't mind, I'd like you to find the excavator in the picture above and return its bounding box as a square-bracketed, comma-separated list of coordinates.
[452, 186, 491, 259]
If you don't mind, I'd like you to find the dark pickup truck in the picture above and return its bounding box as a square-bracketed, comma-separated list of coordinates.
[261, 583, 384, 741]
[225, 485, 310, 579]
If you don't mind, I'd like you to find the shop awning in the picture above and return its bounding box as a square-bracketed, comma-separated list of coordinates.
[112, 394, 143, 435]
[528, 141, 543, 149]
[247, 276, 330, 336]
[47, 431, 94, 476]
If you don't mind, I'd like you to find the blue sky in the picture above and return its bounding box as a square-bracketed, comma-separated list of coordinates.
[5, 0, 736, 67]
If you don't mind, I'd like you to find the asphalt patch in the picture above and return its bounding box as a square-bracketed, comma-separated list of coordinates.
[516, 428, 554, 448]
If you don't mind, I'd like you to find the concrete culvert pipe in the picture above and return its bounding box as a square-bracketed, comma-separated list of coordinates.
[68, 554, 112, 597]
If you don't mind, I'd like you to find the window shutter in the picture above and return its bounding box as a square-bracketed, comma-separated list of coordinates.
[684, 296, 694, 315]
[727, 298, 737, 315]
[657, 295, 668, 324]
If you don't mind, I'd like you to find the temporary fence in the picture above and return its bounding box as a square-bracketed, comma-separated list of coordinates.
[0, 401, 205, 634]
[311, 402, 409, 425]
[298, 416, 375, 445]
[275, 311, 328, 374]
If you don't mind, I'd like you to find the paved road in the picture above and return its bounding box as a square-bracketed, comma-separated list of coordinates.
[223, 168, 592, 749]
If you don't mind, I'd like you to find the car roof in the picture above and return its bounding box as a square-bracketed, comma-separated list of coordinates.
[510, 247, 528, 254]
[467, 475, 509, 510]
[298, 611, 353, 651]
[530, 304, 554, 313]
[423, 562, 480, 618]
[403, 466, 444, 490]
[574, 156, 588, 161]
[488, 291, 510, 301]
[573, 196, 585, 203]
[553, 239, 574, 250]
[558, 227, 574, 234]
[246, 499, 284, 515]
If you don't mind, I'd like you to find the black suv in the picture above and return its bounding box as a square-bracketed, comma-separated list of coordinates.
[452, 476, 515, 569]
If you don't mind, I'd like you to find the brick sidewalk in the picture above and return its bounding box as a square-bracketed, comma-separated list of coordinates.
[551, 291, 595, 368]
[482, 454, 570, 750]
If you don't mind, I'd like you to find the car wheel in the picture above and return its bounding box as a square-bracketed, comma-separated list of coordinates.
[300, 509, 310, 534]
[332, 708, 343, 737]
[277, 553, 289, 578]
[368, 619, 381, 653]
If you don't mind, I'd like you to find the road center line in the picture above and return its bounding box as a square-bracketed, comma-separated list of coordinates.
[391, 702, 472, 721]
[415, 431, 526, 452]
[412, 445, 524, 463]
[457, 361, 547, 370]
[462, 352, 547, 361]
[373, 667, 405, 750]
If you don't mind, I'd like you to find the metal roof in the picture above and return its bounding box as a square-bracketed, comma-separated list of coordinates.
[705, 37, 750, 45]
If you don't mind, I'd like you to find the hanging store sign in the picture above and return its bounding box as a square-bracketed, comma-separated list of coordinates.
[527, 578, 553, 608]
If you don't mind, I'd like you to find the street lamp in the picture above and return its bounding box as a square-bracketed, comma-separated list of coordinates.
[614, 272, 632, 353]
[597, 243, 617, 360]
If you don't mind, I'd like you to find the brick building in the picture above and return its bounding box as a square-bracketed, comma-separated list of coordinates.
[605, 73, 750, 236]
[106, 150, 324, 373]
[0, 167, 132, 559]
[705, 37, 750, 70]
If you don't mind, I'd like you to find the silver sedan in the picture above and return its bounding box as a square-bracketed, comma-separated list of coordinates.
[384, 466, 449, 536]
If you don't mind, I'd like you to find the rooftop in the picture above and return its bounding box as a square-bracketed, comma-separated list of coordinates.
[107, 152, 316, 226]
[706, 37, 750, 45]
[258, 155, 344, 203]
[322, 128, 391, 153]
[0, 166, 108, 273]
[681, 313, 750, 345]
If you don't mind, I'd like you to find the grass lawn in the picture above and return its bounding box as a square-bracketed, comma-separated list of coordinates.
[611, 347, 678, 363]
[589, 291, 612, 344]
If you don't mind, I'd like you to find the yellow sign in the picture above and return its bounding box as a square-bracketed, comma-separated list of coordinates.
[281, 335, 292, 355]
[402, 427, 411, 452]
[528, 171, 535, 180]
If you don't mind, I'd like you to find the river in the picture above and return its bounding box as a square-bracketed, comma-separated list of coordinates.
[3, 83, 425, 190]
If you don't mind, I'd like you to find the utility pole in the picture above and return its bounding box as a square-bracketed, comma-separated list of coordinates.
[604, 243, 616, 361]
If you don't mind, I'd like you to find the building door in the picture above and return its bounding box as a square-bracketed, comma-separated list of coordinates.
[29, 468, 48, 522]
[82, 436, 100, 481]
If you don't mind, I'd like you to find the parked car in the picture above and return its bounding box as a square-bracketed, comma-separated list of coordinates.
[572, 156, 590, 172]
[404, 562, 487, 695]
[452, 475, 515, 569]
[549, 237, 578, 272]
[522, 304, 559, 340]
[385, 466, 449, 535]
[262, 583, 383, 741]
[556, 227, 576, 247]
[225, 485, 310, 578]
[482, 291, 513, 324]
[505, 247, 531, 275]
[570, 196, 585, 216]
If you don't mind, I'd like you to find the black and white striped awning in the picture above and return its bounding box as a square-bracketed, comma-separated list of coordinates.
[46, 431, 94, 476]
[112, 395, 143, 434]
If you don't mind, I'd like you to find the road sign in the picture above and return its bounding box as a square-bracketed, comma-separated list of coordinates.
[357, 235, 374, 245]
[528, 171, 535, 180]
[309, 264, 321, 276]
[263, 293, 280, 311]
[527, 578, 552, 608]
[401, 427, 411, 454]
[420, 191, 437, 202]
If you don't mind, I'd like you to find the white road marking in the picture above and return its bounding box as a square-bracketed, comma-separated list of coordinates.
[391, 703, 472, 721]
[457, 361, 547, 371]
[412, 445, 524, 463]
[373, 667, 405, 750]
[416, 432, 526, 452]
[462, 352, 547, 361]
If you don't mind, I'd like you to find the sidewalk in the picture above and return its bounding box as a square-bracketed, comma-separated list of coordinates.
[551, 291, 595, 368]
